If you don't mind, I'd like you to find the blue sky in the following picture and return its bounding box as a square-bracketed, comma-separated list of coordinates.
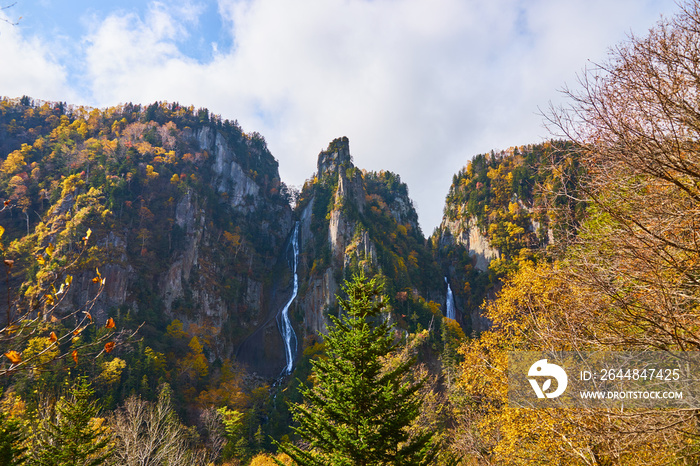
[0, 0, 680, 232]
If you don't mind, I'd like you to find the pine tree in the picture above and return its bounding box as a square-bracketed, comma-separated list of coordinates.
[0, 404, 26, 466]
[277, 273, 438, 465]
[34, 378, 112, 466]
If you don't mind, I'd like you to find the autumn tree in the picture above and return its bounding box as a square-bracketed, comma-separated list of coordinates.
[548, 0, 700, 352]
[277, 273, 438, 466]
[454, 262, 695, 465]
[250, 453, 293, 465]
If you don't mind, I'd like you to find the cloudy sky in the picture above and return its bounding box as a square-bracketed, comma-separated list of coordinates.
[0, 0, 679, 232]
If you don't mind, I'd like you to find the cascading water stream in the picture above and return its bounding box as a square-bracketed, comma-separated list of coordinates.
[277, 222, 300, 377]
[445, 277, 456, 321]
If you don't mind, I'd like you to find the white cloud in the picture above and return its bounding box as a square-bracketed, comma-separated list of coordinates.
[0, 12, 75, 102]
[206, 0, 675, 232]
[2, 0, 680, 232]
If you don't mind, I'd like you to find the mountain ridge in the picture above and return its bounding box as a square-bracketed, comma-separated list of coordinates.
[0, 95, 581, 382]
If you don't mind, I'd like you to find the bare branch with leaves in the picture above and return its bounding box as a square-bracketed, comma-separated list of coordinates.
[0, 224, 139, 378]
[0, 2, 20, 26]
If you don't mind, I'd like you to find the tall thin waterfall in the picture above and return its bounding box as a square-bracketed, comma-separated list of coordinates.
[445, 277, 456, 321]
[277, 222, 300, 377]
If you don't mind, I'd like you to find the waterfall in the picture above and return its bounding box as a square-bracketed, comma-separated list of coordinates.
[277, 222, 300, 377]
[445, 277, 456, 321]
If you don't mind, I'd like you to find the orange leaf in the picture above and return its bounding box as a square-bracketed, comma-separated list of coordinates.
[4, 351, 21, 364]
[71, 350, 78, 365]
[105, 318, 115, 329]
[104, 342, 115, 353]
[50, 315, 59, 323]
[92, 277, 100, 283]
[49, 331, 57, 343]
[85, 312, 92, 322]
[73, 327, 84, 336]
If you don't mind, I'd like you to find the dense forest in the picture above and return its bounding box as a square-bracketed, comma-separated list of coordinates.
[3, 1, 700, 464]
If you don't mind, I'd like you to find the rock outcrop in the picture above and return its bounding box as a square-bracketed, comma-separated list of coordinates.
[198, 127, 262, 211]
[301, 267, 337, 336]
[440, 216, 500, 273]
[296, 137, 432, 339]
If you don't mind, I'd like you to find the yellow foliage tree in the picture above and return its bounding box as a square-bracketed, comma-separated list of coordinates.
[1, 145, 28, 175]
[455, 261, 693, 465]
[249, 453, 292, 465]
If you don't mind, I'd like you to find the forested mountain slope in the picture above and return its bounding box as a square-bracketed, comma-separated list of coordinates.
[433, 140, 584, 334]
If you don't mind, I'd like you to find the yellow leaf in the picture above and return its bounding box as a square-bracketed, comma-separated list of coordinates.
[4, 351, 21, 364]
[46, 243, 54, 257]
[36, 255, 45, 265]
[82, 228, 92, 242]
[45, 294, 54, 306]
[0, 225, 4, 238]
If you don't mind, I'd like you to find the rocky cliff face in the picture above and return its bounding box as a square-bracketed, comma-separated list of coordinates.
[300, 267, 337, 336]
[295, 137, 439, 339]
[298, 138, 361, 335]
[18, 118, 295, 366]
[328, 165, 365, 262]
[439, 216, 499, 273]
[198, 127, 262, 211]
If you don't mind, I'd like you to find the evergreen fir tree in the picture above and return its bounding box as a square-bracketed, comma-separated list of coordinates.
[277, 273, 438, 466]
[34, 378, 112, 466]
[0, 404, 26, 466]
